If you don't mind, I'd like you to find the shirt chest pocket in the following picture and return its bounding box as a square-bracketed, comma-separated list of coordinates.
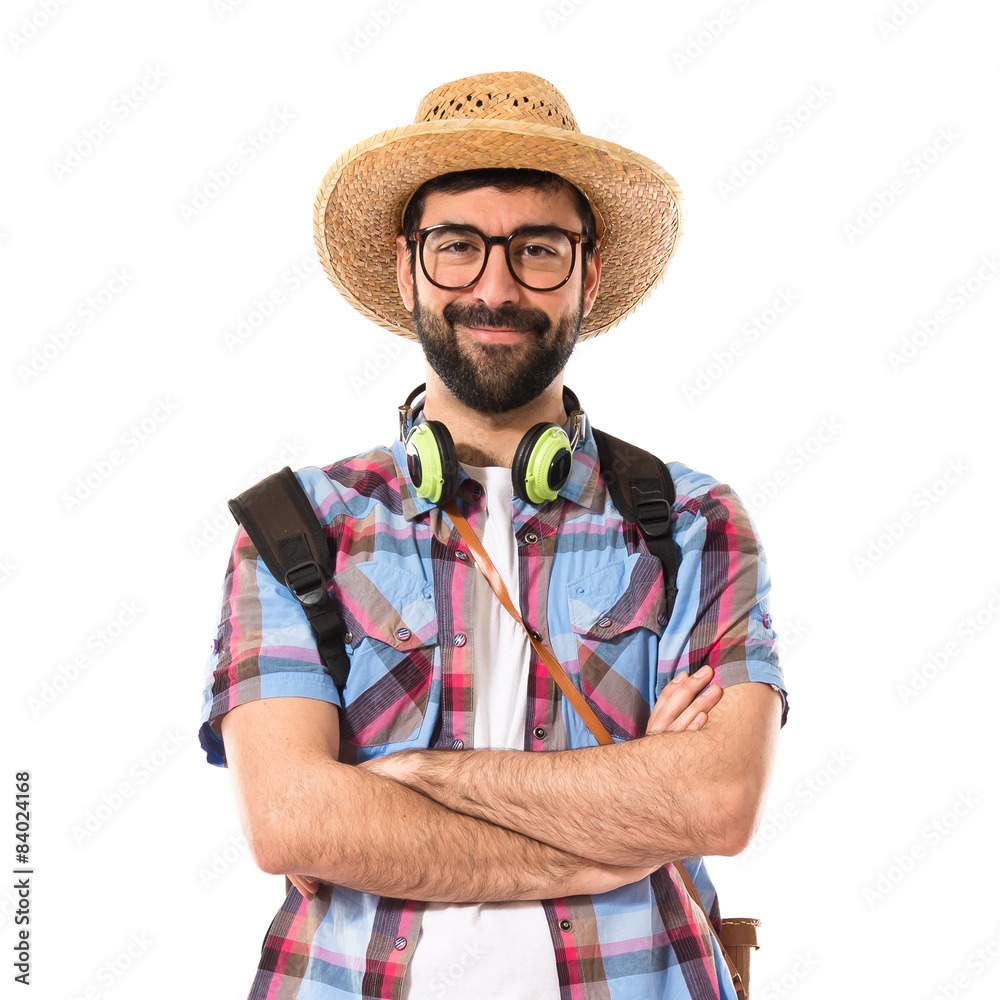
[567, 552, 667, 740]
[334, 559, 438, 749]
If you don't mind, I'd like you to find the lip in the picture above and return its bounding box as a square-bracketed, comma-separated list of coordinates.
[464, 326, 528, 344]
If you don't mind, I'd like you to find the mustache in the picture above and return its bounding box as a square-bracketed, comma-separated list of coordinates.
[442, 301, 551, 337]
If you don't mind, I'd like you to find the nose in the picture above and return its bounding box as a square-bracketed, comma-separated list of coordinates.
[468, 240, 521, 310]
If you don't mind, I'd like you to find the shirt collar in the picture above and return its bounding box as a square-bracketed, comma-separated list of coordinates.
[391, 407, 602, 522]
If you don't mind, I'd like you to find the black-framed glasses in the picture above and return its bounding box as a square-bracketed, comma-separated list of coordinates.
[408, 224, 590, 292]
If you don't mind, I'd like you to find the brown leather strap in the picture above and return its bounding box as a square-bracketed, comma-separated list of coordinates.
[442, 500, 614, 746]
[672, 858, 746, 997]
[441, 499, 745, 997]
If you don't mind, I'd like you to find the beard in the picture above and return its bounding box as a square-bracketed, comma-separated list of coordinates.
[411, 279, 583, 414]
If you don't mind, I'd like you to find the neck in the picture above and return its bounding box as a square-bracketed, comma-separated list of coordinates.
[420, 371, 569, 468]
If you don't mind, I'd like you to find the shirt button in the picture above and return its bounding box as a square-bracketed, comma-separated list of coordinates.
[343, 631, 353, 645]
[453, 633, 467, 647]
[452, 739, 464, 750]
[597, 615, 613, 629]
[657, 612, 667, 627]
[423, 588, 433, 600]
[396, 627, 412, 641]
[559, 919, 572, 932]
[524, 530, 539, 544]
[455, 550, 468, 561]
[394, 936, 407, 951]
[533, 726, 546, 740]
[529, 629, 542, 642]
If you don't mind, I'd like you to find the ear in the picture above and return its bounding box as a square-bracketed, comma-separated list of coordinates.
[396, 234, 415, 312]
[582, 240, 602, 318]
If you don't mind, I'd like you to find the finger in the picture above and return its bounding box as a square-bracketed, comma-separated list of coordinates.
[647, 667, 715, 733]
[688, 711, 708, 732]
[288, 875, 318, 899]
[670, 683, 723, 732]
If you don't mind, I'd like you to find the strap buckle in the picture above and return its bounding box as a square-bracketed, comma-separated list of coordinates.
[633, 496, 672, 537]
[284, 560, 327, 606]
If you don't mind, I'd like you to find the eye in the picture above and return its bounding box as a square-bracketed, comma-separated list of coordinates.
[519, 242, 558, 258]
[439, 240, 478, 255]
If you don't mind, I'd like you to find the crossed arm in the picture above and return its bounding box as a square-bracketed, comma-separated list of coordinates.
[220, 667, 780, 903]
[359, 675, 781, 868]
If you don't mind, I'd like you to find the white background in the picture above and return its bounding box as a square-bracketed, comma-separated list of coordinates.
[4, 1, 999, 997]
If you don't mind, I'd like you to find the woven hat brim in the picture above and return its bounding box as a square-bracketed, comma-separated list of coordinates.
[313, 119, 684, 342]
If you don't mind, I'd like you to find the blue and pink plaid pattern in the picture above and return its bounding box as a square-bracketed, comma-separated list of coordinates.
[200, 411, 787, 999]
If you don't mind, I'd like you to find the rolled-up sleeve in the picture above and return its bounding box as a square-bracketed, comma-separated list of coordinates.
[198, 524, 342, 767]
[659, 470, 788, 727]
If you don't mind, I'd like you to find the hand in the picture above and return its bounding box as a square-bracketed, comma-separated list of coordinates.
[646, 666, 723, 735]
[287, 874, 320, 900]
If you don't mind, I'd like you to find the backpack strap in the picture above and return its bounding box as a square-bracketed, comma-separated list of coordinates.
[591, 427, 680, 625]
[227, 466, 351, 693]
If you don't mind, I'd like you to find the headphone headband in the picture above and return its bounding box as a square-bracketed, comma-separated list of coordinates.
[398, 383, 586, 443]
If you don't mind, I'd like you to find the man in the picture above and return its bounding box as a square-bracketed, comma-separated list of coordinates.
[200, 71, 788, 1000]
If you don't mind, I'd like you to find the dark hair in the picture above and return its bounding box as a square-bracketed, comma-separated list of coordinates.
[402, 168, 597, 265]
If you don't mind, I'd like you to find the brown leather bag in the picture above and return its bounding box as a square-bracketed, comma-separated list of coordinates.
[443, 499, 760, 999]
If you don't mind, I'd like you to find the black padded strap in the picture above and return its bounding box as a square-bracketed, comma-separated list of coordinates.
[592, 428, 680, 625]
[228, 467, 350, 692]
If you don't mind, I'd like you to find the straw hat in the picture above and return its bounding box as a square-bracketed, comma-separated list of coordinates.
[312, 70, 684, 342]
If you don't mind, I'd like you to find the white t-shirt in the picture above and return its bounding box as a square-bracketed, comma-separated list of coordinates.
[402, 464, 561, 1000]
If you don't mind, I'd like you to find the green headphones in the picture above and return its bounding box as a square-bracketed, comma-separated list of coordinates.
[399, 384, 586, 506]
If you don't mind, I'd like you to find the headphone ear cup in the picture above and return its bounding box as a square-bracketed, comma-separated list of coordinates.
[405, 420, 459, 504]
[512, 423, 573, 505]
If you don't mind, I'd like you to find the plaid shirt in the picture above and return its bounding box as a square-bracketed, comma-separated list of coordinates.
[199, 409, 788, 1000]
